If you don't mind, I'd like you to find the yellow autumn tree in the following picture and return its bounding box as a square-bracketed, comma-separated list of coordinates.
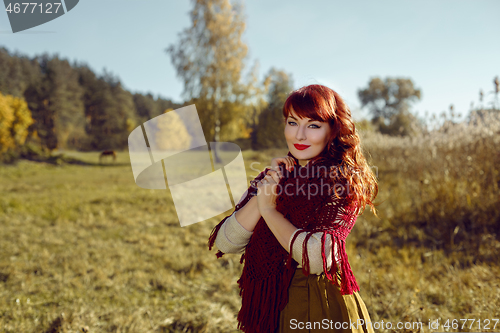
[155, 109, 192, 151]
[0, 92, 34, 155]
[166, 0, 253, 162]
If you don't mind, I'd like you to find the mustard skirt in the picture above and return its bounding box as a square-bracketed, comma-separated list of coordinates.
[277, 268, 374, 333]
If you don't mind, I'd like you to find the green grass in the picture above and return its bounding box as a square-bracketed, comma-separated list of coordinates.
[1, 128, 499, 333]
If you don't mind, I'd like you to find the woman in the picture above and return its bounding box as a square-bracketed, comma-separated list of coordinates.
[208, 84, 378, 333]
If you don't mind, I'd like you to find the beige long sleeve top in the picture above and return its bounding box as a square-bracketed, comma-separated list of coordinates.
[214, 211, 340, 275]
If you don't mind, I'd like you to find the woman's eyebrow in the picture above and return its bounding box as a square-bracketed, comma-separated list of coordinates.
[288, 116, 317, 122]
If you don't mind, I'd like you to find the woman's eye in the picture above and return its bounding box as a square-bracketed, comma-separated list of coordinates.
[287, 121, 320, 128]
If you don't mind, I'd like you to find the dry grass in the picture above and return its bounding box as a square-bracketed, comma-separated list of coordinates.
[1, 113, 499, 332]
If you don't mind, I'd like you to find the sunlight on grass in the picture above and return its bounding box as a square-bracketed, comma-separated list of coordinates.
[1, 115, 499, 332]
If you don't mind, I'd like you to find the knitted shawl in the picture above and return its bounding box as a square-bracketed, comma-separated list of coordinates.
[208, 151, 360, 333]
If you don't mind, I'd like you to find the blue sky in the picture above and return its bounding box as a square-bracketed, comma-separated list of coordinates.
[1, 0, 499, 121]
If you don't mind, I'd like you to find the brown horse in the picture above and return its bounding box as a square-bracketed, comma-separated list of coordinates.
[99, 150, 116, 163]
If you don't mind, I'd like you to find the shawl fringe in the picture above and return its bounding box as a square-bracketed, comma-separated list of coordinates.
[209, 154, 361, 332]
[236, 259, 297, 332]
[287, 229, 360, 295]
[208, 214, 231, 258]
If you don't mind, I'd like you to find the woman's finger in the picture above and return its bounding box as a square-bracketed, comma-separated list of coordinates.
[270, 158, 282, 171]
[280, 157, 294, 172]
[271, 156, 296, 172]
[263, 174, 274, 183]
[266, 169, 282, 182]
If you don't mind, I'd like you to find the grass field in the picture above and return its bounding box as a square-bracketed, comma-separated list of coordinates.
[1, 123, 499, 332]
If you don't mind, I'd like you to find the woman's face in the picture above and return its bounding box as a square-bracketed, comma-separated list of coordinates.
[284, 108, 332, 166]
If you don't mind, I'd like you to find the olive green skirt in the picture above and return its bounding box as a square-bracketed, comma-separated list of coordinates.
[277, 268, 374, 333]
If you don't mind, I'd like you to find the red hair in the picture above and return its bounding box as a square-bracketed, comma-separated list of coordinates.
[283, 84, 379, 216]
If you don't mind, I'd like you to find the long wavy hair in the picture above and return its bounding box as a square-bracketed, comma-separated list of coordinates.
[283, 84, 379, 216]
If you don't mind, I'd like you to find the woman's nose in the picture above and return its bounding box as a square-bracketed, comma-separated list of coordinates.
[295, 125, 306, 140]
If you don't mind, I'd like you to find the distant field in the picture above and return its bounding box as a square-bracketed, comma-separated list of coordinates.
[1, 141, 499, 332]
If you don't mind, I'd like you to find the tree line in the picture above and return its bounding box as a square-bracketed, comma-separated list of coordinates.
[0, 47, 181, 162]
[2, 0, 497, 163]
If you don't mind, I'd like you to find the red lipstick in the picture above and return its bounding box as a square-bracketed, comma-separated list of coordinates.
[294, 144, 310, 150]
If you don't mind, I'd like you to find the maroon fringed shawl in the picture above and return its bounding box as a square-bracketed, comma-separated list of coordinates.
[208, 151, 361, 333]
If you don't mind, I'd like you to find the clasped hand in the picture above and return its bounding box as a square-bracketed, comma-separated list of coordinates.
[256, 156, 296, 213]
